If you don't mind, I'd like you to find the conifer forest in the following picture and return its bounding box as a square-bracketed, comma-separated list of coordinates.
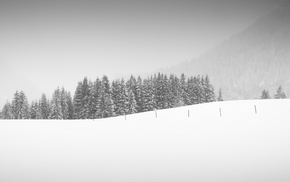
[0, 73, 216, 119]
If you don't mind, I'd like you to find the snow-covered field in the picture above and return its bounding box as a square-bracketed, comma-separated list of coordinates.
[1, 99, 290, 182]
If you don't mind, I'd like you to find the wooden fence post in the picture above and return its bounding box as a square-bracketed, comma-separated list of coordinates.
[155, 109, 157, 118]
[254, 105, 257, 114]
[188, 110, 190, 117]
[219, 108, 222, 117]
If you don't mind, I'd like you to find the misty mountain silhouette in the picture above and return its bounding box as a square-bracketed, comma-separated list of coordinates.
[164, 6, 290, 100]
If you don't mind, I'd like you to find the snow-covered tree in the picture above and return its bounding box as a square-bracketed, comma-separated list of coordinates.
[1, 102, 13, 119]
[66, 92, 74, 119]
[187, 76, 197, 105]
[135, 76, 143, 112]
[113, 79, 127, 116]
[203, 75, 216, 103]
[39, 94, 50, 119]
[91, 78, 101, 119]
[11, 91, 20, 119]
[217, 88, 224, 101]
[80, 77, 90, 119]
[30, 101, 39, 119]
[97, 75, 115, 118]
[261, 89, 271, 99]
[49, 88, 63, 119]
[142, 77, 156, 112]
[169, 75, 183, 107]
[60, 88, 69, 119]
[12, 91, 30, 119]
[73, 82, 83, 119]
[274, 86, 287, 99]
[127, 88, 137, 114]
[180, 73, 190, 105]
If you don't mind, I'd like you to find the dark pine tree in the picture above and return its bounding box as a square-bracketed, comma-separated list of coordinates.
[80, 77, 90, 119]
[11, 91, 20, 119]
[111, 80, 119, 114]
[187, 76, 198, 105]
[1, 102, 13, 119]
[40, 94, 50, 119]
[203, 75, 216, 103]
[115, 78, 128, 116]
[87, 81, 97, 119]
[49, 88, 63, 119]
[274, 86, 287, 99]
[66, 91, 74, 119]
[30, 101, 38, 119]
[18, 91, 30, 119]
[91, 78, 102, 119]
[97, 75, 115, 118]
[142, 78, 156, 112]
[163, 74, 172, 109]
[180, 73, 190, 105]
[73, 82, 83, 119]
[261, 89, 271, 99]
[60, 87, 69, 119]
[135, 76, 143, 112]
[127, 88, 137, 114]
[170, 75, 183, 107]
[217, 88, 224, 101]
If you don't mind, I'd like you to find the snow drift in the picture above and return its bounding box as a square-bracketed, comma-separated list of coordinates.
[1, 99, 290, 182]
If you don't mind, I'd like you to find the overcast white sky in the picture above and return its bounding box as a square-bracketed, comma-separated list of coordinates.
[0, 0, 283, 106]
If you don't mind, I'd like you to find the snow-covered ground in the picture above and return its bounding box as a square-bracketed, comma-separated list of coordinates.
[1, 99, 290, 182]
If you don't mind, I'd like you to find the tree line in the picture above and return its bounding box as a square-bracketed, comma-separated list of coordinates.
[260, 86, 287, 99]
[0, 73, 219, 120]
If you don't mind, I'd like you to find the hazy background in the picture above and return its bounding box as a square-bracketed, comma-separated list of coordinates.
[0, 0, 284, 106]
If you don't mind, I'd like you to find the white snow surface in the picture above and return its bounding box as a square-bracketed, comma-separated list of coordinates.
[1, 99, 290, 182]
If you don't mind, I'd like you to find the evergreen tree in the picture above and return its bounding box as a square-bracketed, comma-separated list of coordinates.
[73, 82, 83, 119]
[60, 88, 69, 119]
[168, 74, 177, 107]
[116, 79, 128, 116]
[135, 76, 143, 112]
[274, 86, 287, 99]
[40, 94, 50, 119]
[111, 80, 119, 114]
[80, 77, 90, 119]
[170, 75, 183, 107]
[1, 102, 13, 119]
[142, 78, 156, 112]
[91, 78, 102, 118]
[30, 101, 38, 119]
[217, 88, 224, 101]
[66, 91, 74, 119]
[261, 89, 271, 99]
[162, 75, 172, 109]
[155, 73, 164, 109]
[187, 76, 199, 105]
[126, 75, 137, 99]
[11, 91, 20, 119]
[35, 101, 42, 119]
[127, 88, 137, 114]
[203, 75, 216, 103]
[180, 73, 190, 105]
[18, 91, 30, 119]
[97, 75, 115, 118]
[49, 88, 63, 119]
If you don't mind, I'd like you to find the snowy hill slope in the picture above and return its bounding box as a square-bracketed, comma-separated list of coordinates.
[1, 99, 290, 182]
